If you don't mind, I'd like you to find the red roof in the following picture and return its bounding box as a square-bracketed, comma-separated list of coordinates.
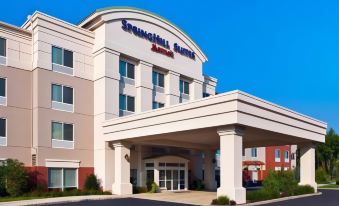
[243, 160, 265, 166]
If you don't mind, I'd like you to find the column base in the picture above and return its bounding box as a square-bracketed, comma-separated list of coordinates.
[112, 183, 133, 195]
[299, 182, 318, 193]
[217, 187, 246, 204]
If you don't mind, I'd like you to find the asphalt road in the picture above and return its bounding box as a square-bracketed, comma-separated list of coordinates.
[50, 189, 339, 206]
[261, 189, 339, 206]
[49, 198, 196, 206]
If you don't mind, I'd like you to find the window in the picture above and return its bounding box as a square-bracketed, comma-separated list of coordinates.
[284, 167, 289, 171]
[0, 78, 6, 106]
[119, 94, 135, 116]
[153, 71, 165, 87]
[130, 169, 138, 186]
[284, 150, 289, 162]
[203, 93, 210, 98]
[0, 118, 6, 146]
[0, 38, 6, 57]
[179, 80, 190, 95]
[119, 60, 135, 79]
[275, 149, 281, 162]
[51, 84, 74, 112]
[274, 167, 281, 171]
[152, 101, 165, 109]
[52, 46, 73, 68]
[0, 78, 5, 97]
[52, 122, 74, 149]
[251, 148, 257, 158]
[48, 168, 77, 190]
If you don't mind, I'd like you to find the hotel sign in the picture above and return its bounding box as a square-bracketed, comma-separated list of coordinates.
[121, 19, 195, 60]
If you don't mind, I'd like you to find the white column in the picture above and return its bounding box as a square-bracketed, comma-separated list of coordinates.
[204, 150, 217, 190]
[217, 126, 246, 204]
[165, 71, 180, 106]
[191, 79, 203, 100]
[136, 61, 153, 113]
[154, 160, 160, 186]
[93, 48, 120, 191]
[112, 142, 133, 195]
[136, 145, 144, 187]
[299, 143, 317, 192]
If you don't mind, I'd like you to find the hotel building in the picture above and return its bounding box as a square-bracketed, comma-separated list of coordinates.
[0, 7, 326, 204]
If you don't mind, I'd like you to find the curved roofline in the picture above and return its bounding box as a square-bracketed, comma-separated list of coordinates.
[79, 6, 208, 61]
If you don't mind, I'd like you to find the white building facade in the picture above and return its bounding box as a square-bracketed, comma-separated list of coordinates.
[0, 7, 327, 204]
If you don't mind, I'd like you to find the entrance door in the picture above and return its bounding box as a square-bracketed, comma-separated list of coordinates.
[160, 169, 185, 191]
[252, 171, 258, 183]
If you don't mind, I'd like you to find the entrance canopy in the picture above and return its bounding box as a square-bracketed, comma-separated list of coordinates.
[102, 90, 326, 149]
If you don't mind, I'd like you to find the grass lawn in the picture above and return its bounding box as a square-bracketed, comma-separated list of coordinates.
[0, 196, 45, 202]
[319, 184, 339, 189]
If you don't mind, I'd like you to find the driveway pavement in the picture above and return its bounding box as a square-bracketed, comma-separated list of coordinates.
[261, 189, 338, 206]
[49, 198, 196, 206]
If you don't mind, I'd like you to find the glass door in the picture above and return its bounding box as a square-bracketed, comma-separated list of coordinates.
[173, 170, 179, 190]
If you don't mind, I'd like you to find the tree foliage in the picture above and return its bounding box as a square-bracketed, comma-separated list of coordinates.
[316, 128, 339, 179]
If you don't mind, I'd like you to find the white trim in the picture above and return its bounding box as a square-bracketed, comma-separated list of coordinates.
[0, 56, 6, 65]
[52, 63, 74, 76]
[45, 159, 80, 168]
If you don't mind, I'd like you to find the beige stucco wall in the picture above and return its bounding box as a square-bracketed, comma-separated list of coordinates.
[0, 65, 32, 165]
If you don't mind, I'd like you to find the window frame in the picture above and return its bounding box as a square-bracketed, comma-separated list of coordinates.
[119, 59, 135, 80]
[119, 94, 135, 114]
[251, 148, 257, 158]
[0, 118, 7, 147]
[275, 149, 281, 162]
[51, 83, 74, 113]
[51, 46, 74, 69]
[51, 121, 74, 149]
[0, 37, 6, 57]
[153, 71, 165, 88]
[48, 168, 78, 190]
[0, 77, 7, 106]
[152, 101, 165, 109]
[180, 79, 190, 95]
[284, 150, 289, 162]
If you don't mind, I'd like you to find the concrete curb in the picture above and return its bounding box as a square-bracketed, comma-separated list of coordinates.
[0, 195, 126, 206]
[242, 192, 322, 206]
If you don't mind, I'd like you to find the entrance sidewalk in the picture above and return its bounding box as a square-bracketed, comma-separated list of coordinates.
[0, 195, 120, 206]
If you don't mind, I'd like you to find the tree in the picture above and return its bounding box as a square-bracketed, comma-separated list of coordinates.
[316, 128, 339, 179]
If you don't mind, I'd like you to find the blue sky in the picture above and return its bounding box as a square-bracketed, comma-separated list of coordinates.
[1, 0, 338, 131]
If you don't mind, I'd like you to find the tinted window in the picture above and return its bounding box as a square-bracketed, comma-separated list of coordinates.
[158, 73, 164, 87]
[152, 71, 157, 86]
[63, 86, 73, 104]
[63, 50, 73, 68]
[0, 78, 5, 97]
[119, 94, 126, 110]
[0, 118, 5, 137]
[0, 38, 6, 57]
[159, 103, 165, 108]
[179, 80, 184, 94]
[127, 96, 135, 112]
[52, 46, 62, 65]
[52, 122, 62, 140]
[184, 81, 189, 94]
[127, 63, 135, 79]
[63, 123, 73, 141]
[51, 84, 62, 102]
[119, 60, 126, 77]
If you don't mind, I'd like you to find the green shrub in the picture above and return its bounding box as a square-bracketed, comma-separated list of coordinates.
[211, 196, 230, 205]
[191, 179, 205, 191]
[246, 189, 277, 202]
[149, 182, 158, 193]
[1, 159, 29, 196]
[263, 170, 298, 196]
[336, 178, 339, 185]
[133, 186, 148, 194]
[84, 174, 101, 191]
[293, 185, 314, 195]
[315, 168, 328, 184]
